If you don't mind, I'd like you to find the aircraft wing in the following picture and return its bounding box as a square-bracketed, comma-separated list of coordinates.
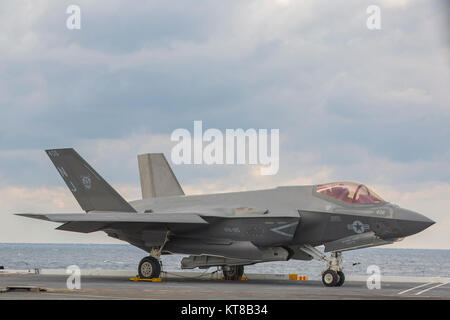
[16, 212, 208, 233]
[323, 231, 394, 252]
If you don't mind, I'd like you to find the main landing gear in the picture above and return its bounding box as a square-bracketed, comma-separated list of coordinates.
[222, 265, 244, 280]
[299, 246, 345, 287]
[138, 233, 170, 279]
[138, 255, 161, 279]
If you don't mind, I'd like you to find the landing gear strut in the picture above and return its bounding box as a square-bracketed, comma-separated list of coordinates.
[222, 265, 244, 280]
[138, 232, 170, 279]
[299, 246, 345, 287]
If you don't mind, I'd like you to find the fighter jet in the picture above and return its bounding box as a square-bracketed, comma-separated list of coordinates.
[17, 148, 435, 287]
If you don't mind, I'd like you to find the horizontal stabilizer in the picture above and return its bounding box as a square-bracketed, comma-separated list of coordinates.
[324, 231, 393, 252]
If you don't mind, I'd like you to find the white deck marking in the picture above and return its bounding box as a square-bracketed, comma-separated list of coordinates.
[415, 282, 448, 296]
[397, 282, 431, 295]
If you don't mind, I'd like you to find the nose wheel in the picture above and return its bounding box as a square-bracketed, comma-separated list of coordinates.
[322, 270, 339, 286]
[322, 269, 345, 287]
[336, 271, 345, 286]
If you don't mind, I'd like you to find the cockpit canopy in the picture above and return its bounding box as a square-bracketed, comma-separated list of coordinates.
[316, 182, 385, 204]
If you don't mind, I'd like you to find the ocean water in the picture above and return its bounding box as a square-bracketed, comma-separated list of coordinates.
[0, 243, 449, 280]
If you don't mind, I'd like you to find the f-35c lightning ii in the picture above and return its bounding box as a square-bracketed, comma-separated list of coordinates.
[17, 148, 435, 287]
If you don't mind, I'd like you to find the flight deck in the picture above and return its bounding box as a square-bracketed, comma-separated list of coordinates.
[1, 270, 449, 300]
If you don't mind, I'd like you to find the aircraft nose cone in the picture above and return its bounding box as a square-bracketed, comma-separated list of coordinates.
[395, 208, 435, 237]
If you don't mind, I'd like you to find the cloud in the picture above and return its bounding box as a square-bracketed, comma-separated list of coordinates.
[380, 0, 416, 9]
[0, 1, 448, 247]
[0, 183, 142, 243]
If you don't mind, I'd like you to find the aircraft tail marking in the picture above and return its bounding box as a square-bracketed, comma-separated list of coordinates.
[46, 148, 136, 213]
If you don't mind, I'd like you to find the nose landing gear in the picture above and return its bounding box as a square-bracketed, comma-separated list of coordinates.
[299, 245, 345, 287]
[321, 251, 345, 287]
[322, 269, 345, 287]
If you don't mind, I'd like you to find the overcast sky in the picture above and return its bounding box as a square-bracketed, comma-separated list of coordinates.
[0, 0, 449, 249]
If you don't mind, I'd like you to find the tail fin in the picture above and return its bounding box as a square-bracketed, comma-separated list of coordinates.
[46, 148, 136, 213]
[137, 153, 184, 199]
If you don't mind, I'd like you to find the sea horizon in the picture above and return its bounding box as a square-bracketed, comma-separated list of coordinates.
[1, 243, 449, 279]
[1, 242, 448, 251]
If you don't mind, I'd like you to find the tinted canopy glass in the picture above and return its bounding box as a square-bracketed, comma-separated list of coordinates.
[316, 182, 385, 204]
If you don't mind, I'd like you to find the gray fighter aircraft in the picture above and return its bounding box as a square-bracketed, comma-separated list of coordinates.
[17, 148, 435, 287]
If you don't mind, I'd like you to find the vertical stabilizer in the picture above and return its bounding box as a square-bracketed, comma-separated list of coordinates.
[46, 148, 136, 213]
[138, 153, 185, 199]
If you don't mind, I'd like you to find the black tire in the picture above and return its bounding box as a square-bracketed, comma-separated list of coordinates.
[322, 269, 339, 287]
[138, 256, 161, 279]
[336, 271, 345, 287]
[223, 265, 244, 280]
